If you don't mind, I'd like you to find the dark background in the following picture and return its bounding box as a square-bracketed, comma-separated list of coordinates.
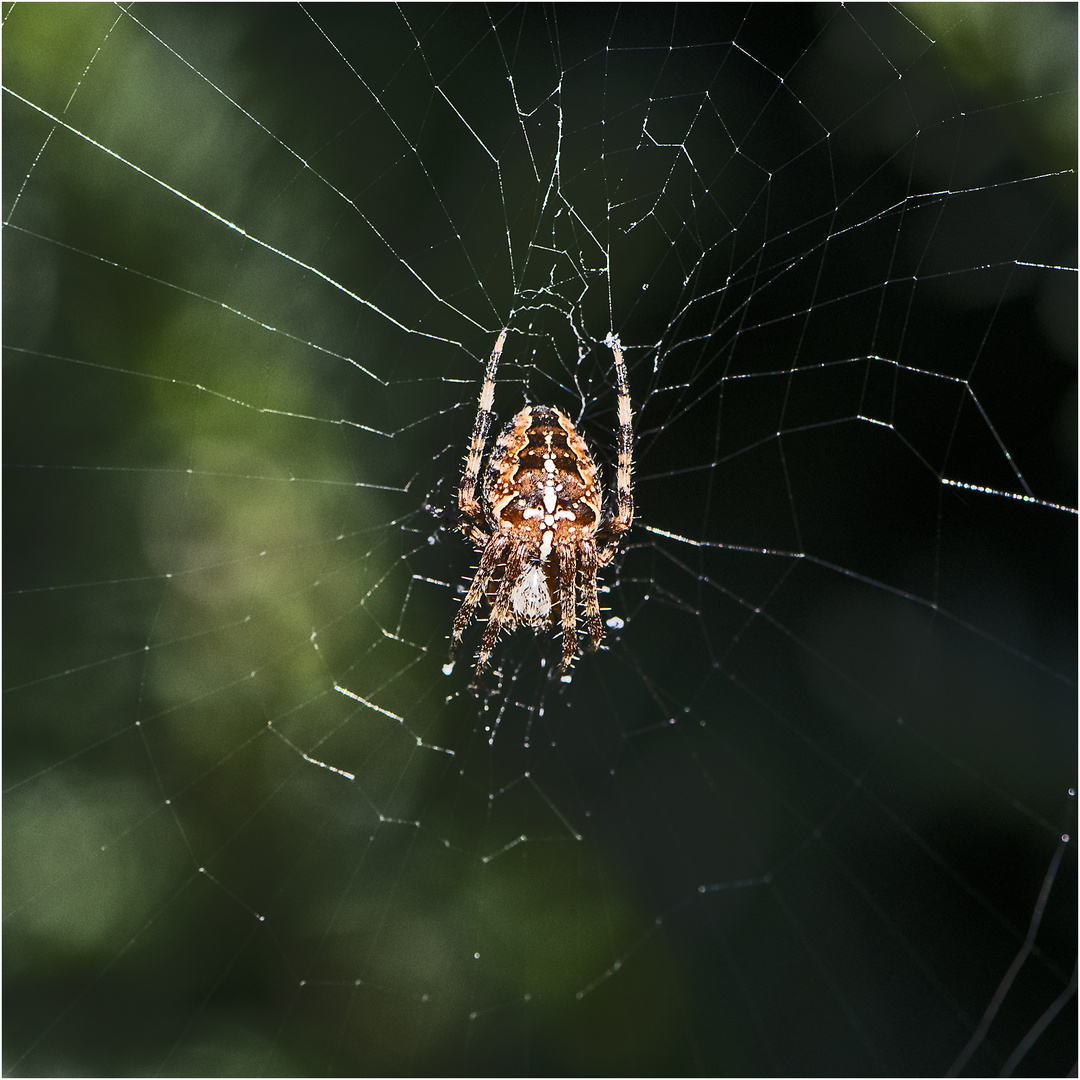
[5, 4, 1076, 1076]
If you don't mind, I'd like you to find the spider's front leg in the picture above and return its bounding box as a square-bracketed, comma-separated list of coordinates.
[457, 329, 506, 519]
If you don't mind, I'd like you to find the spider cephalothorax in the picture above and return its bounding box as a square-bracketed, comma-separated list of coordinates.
[448, 330, 633, 687]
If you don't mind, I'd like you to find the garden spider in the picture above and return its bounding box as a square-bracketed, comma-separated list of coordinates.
[448, 329, 633, 688]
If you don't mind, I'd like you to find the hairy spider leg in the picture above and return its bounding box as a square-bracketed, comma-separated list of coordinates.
[472, 540, 530, 687]
[578, 538, 604, 649]
[598, 333, 634, 559]
[458, 329, 506, 526]
[450, 531, 509, 661]
[556, 542, 578, 671]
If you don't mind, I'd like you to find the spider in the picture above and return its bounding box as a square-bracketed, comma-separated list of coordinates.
[447, 329, 633, 688]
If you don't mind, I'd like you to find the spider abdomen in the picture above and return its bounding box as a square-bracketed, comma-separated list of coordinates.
[483, 405, 603, 557]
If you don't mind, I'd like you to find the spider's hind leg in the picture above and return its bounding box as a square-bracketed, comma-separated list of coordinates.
[555, 544, 579, 673]
[578, 540, 604, 653]
[451, 533, 508, 663]
[470, 541, 527, 690]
